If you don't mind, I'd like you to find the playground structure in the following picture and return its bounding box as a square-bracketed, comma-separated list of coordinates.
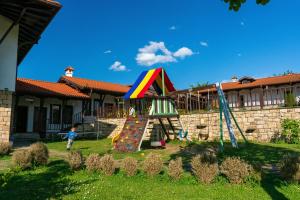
[216, 83, 248, 150]
[112, 68, 187, 152]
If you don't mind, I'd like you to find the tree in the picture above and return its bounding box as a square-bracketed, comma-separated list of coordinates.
[223, 0, 270, 11]
[190, 81, 209, 89]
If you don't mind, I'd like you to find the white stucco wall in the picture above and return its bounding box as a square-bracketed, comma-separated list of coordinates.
[0, 15, 19, 92]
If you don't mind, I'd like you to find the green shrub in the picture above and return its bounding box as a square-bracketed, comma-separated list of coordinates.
[12, 150, 33, 170]
[285, 93, 297, 107]
[143, 153, 163, 177]
[281, 119, 300, 144]
[220, 157, 253, 184]
[100, 154, 116, 176]
[29, 142, 49, 165]
[85, 153, 101, 172]
[0, 142, 11, 156]
[121, 157, 138, 177]
[168, 157, 183, 180]
[191, 152, 219, 184]
[68, 151, 84, 170]
[280, 153, 300, 183]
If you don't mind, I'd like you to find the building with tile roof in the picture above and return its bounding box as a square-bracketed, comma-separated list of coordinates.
[173, 73, 300, 112]
[14, 68, 131, 135]
[0, 0, 61, 142]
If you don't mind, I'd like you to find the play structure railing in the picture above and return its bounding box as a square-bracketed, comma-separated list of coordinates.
[149, 97, 178, 117]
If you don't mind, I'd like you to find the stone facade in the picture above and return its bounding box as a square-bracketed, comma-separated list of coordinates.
[0, 90, 13, 143]
[180, 107, 300, 142]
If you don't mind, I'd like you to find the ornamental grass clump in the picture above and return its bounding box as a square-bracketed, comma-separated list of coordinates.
[121, 157, 138, 177]
[100, 154, 116, 176]
[143, 153, 163, 177]
[68, 151, 84, 170]
[168, 157, 184, 180]
[220, 157, 252, 184]
[0, 142, 11, 156]
[280, 153, 300, 183]
[12, 149, 33, 170]
[85, 153, 102, 172]
[29, 142, 49, 165]
[191, 152, 219, 184]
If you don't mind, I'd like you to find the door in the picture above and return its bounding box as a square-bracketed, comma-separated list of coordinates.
[16, 106, 28, 132]
[33, 107, 47, 133]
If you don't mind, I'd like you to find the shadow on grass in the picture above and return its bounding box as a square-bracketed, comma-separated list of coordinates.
[0, 160, 94, 200]
[169, 141, 299, 200]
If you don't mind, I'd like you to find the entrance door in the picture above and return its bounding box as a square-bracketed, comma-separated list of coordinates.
[33, 107, 47, 133]
[16, 106, 28, 132]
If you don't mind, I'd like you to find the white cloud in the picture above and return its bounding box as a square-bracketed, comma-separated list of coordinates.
[104, 50, 112, 54]
[136, 41, 194, 66]
[200, 41, 208, 47]
[109, 61, 127, 72]
[136, 41, 176, 66]
[173, 47, 194, 59]
[169, 25, 176, 30]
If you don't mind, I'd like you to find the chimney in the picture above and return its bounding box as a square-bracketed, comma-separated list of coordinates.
[231, 76, 238, 82]
[65, 66, 74, 77]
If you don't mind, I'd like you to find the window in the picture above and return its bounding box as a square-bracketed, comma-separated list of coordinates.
[63, 106, 73, 124]
[50, 104, 61, 124]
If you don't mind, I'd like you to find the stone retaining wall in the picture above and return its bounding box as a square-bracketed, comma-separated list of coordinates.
[97, 118, 126, 138]
[98, 107, 300, 142]
[180, 107, 300, 142]
[0, 90, 13, 143]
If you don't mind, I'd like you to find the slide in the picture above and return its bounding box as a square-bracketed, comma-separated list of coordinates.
[113, 115, 149, 152]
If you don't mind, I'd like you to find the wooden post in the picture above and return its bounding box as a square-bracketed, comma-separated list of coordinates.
[38, 98, 45, 138]
[61, 99, 66, 131]
[259, 87, 264, 109]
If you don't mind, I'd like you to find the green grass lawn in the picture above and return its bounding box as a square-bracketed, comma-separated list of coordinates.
[1, 139, 300, 200]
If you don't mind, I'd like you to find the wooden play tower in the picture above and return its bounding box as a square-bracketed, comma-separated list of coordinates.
[112, 68, 185, 152]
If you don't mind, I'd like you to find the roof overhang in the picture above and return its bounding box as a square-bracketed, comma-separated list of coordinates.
[0, 0, 61, 65]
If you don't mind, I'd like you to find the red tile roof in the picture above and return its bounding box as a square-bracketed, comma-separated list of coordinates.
[59, 76, 130, 94]
[17, 78, 89, 99]
[178, 74, 300, 94]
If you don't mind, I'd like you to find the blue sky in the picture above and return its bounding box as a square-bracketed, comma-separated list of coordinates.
[18, 0, 300, 89]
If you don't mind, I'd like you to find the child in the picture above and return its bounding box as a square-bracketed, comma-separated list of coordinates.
[64, 124, 78, 150]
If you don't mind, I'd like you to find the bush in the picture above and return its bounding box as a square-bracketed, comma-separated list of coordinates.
[68, 151, 84, 170]
[0, 142, 11, 156]
[100, 154, 116, 176]
[280, 153, 300, 183]
[285, 93, 297, 107]
[85, 153, 101, 172]
[121, 157, 138, 177]
[281, 119, 300, 144]
[168, 157, 183, 180]
[220, 157, 252, 184]
[29, 142, 49, 165]
[143, 153, 163, 177]
[191, 152, 219, 184]
[12, 150, 33, 170]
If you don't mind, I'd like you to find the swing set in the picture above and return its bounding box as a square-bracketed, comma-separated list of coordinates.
[216, 83, 248, 151]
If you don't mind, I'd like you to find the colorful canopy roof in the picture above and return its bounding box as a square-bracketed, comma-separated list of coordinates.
[124, 68, 176, 99]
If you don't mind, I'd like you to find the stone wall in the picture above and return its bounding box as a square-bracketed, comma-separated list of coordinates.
[0, 90, 13, 143]
[97, 118, 126, 138]
[180, 107, 300, 142]
[97, 107, 300, 142]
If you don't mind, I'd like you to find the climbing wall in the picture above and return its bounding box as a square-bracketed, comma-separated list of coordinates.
[114, 115, 149, 152]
